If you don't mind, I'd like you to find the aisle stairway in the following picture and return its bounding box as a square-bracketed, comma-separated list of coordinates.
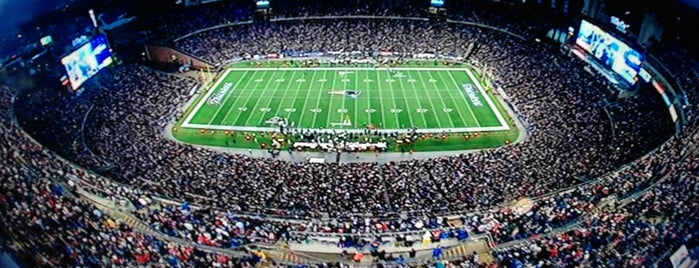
[441, 240, 494, 264]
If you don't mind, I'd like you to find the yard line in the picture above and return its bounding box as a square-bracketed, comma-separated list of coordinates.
[375, 70, 390, 129]
[437, 71, 478, 127]
[396, 70, 415, 128]
[325, 70, 339, 129]
[218, 71, 259, 125]
[364, 69, 373, 124]
[243, 70, 286, 126]
[423, 71, 456, 128]
[255, 71, 298, 126]
[286, 72, 307, 120]
[242, 70, 279, 126]
[465, 69, 510, 128]
[385, 70, 404, 128]
[444, 71, 481, 127]
[296, 70, 318, 128]
[339, 71, 348, 126]
[229, 70, 271, 125]
[405, 71, 428, 127]
[205, 70, 250, 125]
[416, 71, 445, 128]
[310, 70, 328, 128]
[353, 71, 359, 129]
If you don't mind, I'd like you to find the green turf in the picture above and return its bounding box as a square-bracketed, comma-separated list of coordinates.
[173, 61, 520, 152]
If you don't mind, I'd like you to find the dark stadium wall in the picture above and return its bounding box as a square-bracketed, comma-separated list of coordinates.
[145, 45, 215, 70]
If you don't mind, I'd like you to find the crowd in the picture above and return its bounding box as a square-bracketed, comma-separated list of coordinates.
[0, 83, 267, 266]
[0, 0, 696, 267]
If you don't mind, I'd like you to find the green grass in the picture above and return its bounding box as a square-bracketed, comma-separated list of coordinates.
[172, 61, 520, 152]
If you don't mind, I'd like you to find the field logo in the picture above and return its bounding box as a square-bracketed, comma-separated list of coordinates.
[265, 116, 285, 125]
[208, 82, 233, 105]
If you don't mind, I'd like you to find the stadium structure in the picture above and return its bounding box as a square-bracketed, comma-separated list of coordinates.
[0, 0, 698, 267]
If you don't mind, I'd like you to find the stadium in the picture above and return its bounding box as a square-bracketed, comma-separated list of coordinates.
[0, 0, 697, 267]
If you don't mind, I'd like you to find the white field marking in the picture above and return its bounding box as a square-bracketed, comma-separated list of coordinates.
[218, 72, 260, 125]
[227, 70, 272, 126]
[230, 67, 474, 71]
[182, 124, 509, 133]
[386, 70, 406, 128]
[339, 72, 349, 128]
[205, 70, 250, 125]
[396, 70, 415, 128]
[251, 71, 294, 126]
[317, 78, 327, 83]
[375, 70, 389, 129]
[405, 72, 429, 127]
[286, 72, 307, 122]
[436, 71, 474, 128]
[324, 71, 339, 128]
[297, 70, 319, 126]
[310, 70, 328, 127]
[243, 71, 278, 126]
[364, 69, 373, 124]
[256, 71, 298, 126]
[416, 71, 444, 128]
[425, 72, 456, 128]
[444, 70, 481, 127]
[211, 96, 471, 100]
[465, 68, 510, 129]
[353, 71, 359, 129]
[182, 68, 234, 127]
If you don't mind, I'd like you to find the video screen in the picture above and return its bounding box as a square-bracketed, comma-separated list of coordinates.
[576, 19, 643, 84]
[431, 0, 444, 7]
[61, 34, 113, 90]
[256, 0, 270, 8]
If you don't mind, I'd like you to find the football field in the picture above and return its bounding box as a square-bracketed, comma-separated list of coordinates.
[181, 67, 510, 133]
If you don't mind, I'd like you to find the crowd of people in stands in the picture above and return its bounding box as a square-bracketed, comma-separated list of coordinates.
[0, 0, 697, 267]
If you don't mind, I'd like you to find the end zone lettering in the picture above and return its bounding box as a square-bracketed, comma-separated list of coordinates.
[462, 84, 483, 107]
[208, 82, 234, 105]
